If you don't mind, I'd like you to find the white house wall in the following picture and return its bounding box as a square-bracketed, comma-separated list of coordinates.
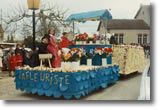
[99, 26, 150, 44]
[109, 29, 150, 44]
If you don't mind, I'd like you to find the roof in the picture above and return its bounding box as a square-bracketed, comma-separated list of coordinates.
[134, 5, 150, 19]
[97, 19, 150, 31]
[66, 9, 112, 23]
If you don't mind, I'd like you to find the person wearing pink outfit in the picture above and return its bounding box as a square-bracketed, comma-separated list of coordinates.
[47, 28, 61, 68]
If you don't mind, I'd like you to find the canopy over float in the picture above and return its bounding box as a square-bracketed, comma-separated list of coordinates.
[66, 9, 113, 44]
[66, 9, 112, 22]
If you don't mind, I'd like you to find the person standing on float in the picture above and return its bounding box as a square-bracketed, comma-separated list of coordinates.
[59, 32, 75, 49]
[47, 28, 61, 68]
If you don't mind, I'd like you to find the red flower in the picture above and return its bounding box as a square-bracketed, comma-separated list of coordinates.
[108, 48, 112, 53]
[97, 47, 103, 50]
[104, 48, 109, 52]
[79, 34, 83, 37]
[81, 36, 85, 41]
[84, 33, 88, 37]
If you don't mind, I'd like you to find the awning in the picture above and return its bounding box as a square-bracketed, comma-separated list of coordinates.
[66, 9, 112, 23]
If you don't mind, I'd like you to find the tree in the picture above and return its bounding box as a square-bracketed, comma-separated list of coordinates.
[23, 36, 40, 49]
[2, 1, 72, 41]
[6, 34, 15, 43]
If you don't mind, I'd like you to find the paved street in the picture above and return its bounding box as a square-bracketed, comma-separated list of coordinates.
[0, 71, 142, 100]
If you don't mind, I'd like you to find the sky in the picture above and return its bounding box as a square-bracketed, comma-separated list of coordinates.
[0, 0, 150, 39]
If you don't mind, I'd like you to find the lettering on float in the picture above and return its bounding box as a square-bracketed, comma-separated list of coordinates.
[18, 71, 71, 86]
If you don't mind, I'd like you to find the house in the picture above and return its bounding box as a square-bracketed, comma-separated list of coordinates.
[135, 5, 150, 26]
[0, 24, 4, 42]
[97, 19, 150, 44]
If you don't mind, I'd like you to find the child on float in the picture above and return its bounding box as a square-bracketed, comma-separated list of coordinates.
[59, 32, 75, 49]
[8, 53, 17, 77]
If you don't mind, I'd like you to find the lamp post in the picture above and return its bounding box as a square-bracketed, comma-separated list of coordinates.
[27, 0, 40, 50]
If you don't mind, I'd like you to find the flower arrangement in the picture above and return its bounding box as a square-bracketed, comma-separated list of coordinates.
[87, 35, 96, 43]
[93, 33, 100, 40]
[95, 47, 112, 58]
[102, 47, 112, 58]
[59, 48, 82, 62]
[74, 32, 88, 41]
[86, 51, 94, 59]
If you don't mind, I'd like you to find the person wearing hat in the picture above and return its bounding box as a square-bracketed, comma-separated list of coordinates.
[38, 34, 50, 54]
[59, 32, 75, 49]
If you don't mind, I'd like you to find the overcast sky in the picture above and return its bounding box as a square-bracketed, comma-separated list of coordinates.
[0, 0, 150, 37]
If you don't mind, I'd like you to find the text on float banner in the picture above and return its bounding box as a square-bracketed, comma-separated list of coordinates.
[18, 71, 71, 86]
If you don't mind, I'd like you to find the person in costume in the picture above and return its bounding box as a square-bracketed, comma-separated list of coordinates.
[47, 28, 61, 68]
[8, 53, 17, 77]
[16, 52, 23, 67]
[59, 32, 75, 49]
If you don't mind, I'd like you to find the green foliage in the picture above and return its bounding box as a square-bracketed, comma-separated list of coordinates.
[101, 52, 109, 58]
[86, 52, 93, 59]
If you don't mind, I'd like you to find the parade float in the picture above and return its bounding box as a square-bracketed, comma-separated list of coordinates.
[112, 45, 147, 75]
[14, 9, 121, 99]
[14, 47, 119, 99]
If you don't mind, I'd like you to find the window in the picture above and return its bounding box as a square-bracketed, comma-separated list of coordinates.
[115, 34, 118, 44]
[143, 34, 147, 44]
[138, 34, 142, 44]
[119, 34, 124, 44]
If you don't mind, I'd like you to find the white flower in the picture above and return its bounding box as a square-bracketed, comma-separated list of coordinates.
[88, 36, 94, 39]
[62, 48, 70, 56]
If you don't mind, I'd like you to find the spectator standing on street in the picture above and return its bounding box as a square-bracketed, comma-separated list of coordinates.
[15, 44, 22, 56]
[4, 48, 13, 71]
[0, 47, 3, 72]
[16, 52, 23, 67]
[110, 35, 117, 45]
[23, 52, 30, 66]
[146, 43, 150, 58]
[8, 53, 17, 77]
[21, 44, 27, 59]
[29, 48, 40, 67]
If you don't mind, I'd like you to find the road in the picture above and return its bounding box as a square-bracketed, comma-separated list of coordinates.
[0, 71, 142, 100]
